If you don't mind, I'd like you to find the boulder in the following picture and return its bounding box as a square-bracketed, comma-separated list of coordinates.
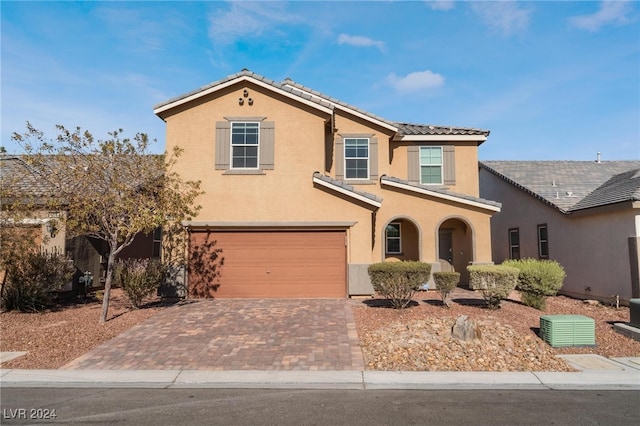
[452, 315, 481, 341]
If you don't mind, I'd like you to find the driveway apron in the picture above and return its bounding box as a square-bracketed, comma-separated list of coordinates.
[63, 299, 364, 371]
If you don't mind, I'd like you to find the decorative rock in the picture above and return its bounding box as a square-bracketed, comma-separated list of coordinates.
[451, 315, 481, 341]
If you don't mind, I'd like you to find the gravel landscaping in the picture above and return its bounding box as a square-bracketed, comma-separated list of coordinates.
[353, 288, 639, 371]
[1, 287, 638, 371]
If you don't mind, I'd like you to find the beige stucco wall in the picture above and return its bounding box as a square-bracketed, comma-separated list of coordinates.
[161, 80, 495, 294]
[480, 167, 639, 302]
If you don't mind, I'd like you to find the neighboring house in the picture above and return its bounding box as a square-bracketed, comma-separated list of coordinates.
[479, 160, 640, 304]
[153, 69, 501, 298]
[0, 155, 159, 293]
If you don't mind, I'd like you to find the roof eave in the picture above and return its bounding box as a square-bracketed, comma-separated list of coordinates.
[381, 177, 501, 213]
[394, 134, 487, 142]
[312, 175, 382, 208]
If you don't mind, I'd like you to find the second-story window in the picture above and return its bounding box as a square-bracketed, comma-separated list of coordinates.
[231, 122, 259, 169]
[420, 146, 443, 185]
[344, 138, 369, 179]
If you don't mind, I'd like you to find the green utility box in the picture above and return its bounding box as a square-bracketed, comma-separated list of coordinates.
[540, 315, 595, 348]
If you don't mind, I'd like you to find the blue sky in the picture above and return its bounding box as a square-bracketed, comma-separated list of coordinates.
[2, 1, 639, 160]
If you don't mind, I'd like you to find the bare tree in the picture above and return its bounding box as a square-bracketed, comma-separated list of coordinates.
[12, 123, 202, 323]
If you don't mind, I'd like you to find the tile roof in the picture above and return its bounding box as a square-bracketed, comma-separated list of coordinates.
[312, 172, 382, 206]
[155, 69, 490, 139]
[0, 156, 56, 199]
[395, 123, 490, 137]
[380, 175, 501, 211]
[480, 160, 640, 213]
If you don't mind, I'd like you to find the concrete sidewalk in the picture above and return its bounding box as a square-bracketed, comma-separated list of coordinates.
[2, 356, 638, 391]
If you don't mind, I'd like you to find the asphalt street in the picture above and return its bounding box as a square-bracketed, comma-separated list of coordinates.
[1, 388, 638, 425]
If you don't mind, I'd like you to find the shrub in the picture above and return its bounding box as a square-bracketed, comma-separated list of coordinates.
[1, 249, 74, 312]
[467, 264, 519, 310]
[115, 258, 165, 309]
[502, 258, 566, 310]
[368, 261, 432, 309]
[433, 271, 460, 308]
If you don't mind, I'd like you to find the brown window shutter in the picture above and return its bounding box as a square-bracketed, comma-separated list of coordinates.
[369, 137, 378, 181]
[407, 145, 419, 184]
[215, 121, 231, 170]
[260, 121, 275, 170]
[443, 145, 456, 185]
[335, 137, 344, 180]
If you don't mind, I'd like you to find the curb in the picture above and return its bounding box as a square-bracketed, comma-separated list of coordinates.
[2, 368, 638, 390]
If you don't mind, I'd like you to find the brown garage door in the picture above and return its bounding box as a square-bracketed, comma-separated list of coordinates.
[189, 230, 346, 298]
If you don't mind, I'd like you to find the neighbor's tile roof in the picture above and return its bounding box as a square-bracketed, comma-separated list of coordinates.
[155, 69, 490, 138]
[0, 156, 56, 198]
[480, 160, 640, 213]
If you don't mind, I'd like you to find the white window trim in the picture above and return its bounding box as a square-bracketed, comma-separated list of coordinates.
[419, 146, 443, 185]
[386, 222, 402, 254]
[230, 122, 260, 170]
[344, 137, 370, 180]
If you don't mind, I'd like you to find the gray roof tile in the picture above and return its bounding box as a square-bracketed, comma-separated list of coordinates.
[395, 123, 490, 137]
[381, 175, 501, 208]
[480, 160, 640, 213]
[312, 172, 383, 203]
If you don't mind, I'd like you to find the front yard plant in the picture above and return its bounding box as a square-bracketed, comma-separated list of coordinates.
[1, 248, 74, 312]
[115, 258, 165, 309]
[368, 261, 431, 309]
[467, 264, 519, 309]
[433, 271, 460, 308]
[503, 258, 566, 310]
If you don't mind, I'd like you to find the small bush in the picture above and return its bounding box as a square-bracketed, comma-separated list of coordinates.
[433, 271, 460, 308]
[502, 258, 566, 310]
[115, 258, 165, 309]
[368, 261, 432, 309]
[467, 264, 519, 310]
[1, 249, 74, 312]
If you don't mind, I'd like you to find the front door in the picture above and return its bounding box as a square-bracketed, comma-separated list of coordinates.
[439, 229, 453, 265]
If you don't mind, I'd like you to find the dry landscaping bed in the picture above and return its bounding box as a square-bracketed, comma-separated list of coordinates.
[353, 288, 640, 371]
[0, 289, 164, 369]
[1, 287, 638, 371]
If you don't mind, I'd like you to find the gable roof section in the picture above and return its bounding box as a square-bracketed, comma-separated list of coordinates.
[154, 69, 334, 118]
[380, 175, 501, 212]
[312, 172, 382, 208]
[480, 161, 640, 213]
[154, 69, 489, 142]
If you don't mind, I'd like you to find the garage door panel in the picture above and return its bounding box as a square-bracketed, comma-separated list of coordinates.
[189, 230, 346, 298]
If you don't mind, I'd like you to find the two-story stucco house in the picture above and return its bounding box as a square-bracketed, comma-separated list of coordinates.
[153, 70, 500, 298]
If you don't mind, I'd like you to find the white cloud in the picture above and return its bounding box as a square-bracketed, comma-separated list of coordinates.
[337, 34, 386, 52]
[470, 1, 532, 36]
[568, 0, 633, 32]
[208, 2, 304, 45]
[425, 1, 455, 11]
[386, 70, 445, 92]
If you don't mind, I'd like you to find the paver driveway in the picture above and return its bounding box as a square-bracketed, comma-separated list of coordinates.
[63, 299, 364, 371]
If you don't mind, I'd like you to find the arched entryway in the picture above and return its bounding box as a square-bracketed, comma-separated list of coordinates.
[382, 217, 421, 261]
[437, 217, 475, 286]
